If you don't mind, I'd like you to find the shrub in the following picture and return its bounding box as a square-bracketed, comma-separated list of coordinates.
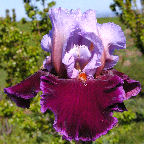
[110, 0, 144, 53]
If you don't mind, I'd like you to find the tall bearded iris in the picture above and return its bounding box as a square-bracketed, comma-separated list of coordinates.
[4, 8, 141, 142]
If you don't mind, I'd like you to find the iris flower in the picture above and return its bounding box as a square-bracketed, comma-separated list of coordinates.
[4, 8, 140, 141]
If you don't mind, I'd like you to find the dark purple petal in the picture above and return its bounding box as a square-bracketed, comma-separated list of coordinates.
[109, 69, 141, 99]
[40, 73, 125, 141]
[4, 91, 31, 108]
[4, 69, 48, 108]
[107, 103, 127, 112]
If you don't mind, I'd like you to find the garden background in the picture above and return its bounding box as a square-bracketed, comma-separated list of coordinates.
[0, 0, 144, 144]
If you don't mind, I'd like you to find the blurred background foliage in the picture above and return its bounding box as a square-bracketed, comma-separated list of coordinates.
[0, 0, 144, 144]
[23, 0, 55, 35]
[110, 0, 144, 54]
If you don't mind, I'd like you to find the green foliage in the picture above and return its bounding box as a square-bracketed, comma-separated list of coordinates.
[24, 0, 55, 35]
[0, 3, 68, 143]
[114, 110, 136, 124]
[24, 3, 35, 19]
[5, 9, 11, 23]
[20, 17, 27, 24]
[110, 0, 144, 53]
[0, 92, 72, 144]
[0, 19, 42, 86]
[12, 9, 16, 22]
[95, 122, 144, 144]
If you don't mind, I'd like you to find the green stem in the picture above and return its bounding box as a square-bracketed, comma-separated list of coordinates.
[75, 141, 92, 144]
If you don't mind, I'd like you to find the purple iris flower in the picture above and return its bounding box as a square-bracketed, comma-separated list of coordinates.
[4, 8, 141, 141]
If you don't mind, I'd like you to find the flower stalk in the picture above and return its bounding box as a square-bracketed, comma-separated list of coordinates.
[75, 141, 92, 144]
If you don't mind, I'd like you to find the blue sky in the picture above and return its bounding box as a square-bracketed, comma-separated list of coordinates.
[0, 0, 115, 20]
[0, 0, 141, 21]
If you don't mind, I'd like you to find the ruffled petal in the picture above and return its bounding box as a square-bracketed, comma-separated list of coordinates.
[97, 22, 126, 69]
[62, 32, 103, 78]
[62, 52, 79, 78]
[79, 32, 103, 77]
[49, 8, 77, 73]
[43, 56, 52, 72]
[41, 31, 52, 52]
[40, 73, 125, 141]
[49, 8, 99, 74]
[107, 103, 127, 112]
[110, 69, 141, 99]
[4, 70, 49, 108]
